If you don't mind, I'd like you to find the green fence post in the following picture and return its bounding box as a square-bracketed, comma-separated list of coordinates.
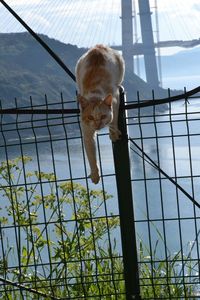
[112, 87, 141, 300]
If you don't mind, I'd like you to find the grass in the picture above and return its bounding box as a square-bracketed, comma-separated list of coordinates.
[0, 157, 199, 299]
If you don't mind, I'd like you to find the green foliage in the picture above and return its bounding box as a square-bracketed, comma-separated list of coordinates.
[0, 156, 124, 299]
[0, 157, 198, 299]
[139, 235, 199, 299]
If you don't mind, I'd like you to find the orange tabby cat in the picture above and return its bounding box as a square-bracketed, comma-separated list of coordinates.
[76, 45, 125, 184]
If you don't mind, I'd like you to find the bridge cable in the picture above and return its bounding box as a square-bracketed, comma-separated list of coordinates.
[0, 0, 76, 82]
[124, 86, 200, 110]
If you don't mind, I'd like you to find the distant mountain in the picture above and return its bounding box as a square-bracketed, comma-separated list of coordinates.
[161, 46, 200, 77]
[134, 46, 200, 89]
[0, 32, 170, 111]
[0, 32, 83, 108]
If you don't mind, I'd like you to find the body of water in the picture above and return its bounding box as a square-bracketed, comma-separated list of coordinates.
[163, 74, 200, 90]
[1, 78, 200, 260]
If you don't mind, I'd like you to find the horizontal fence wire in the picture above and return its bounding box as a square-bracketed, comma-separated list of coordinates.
[0, 85, 200, 114]
[129, 138, 200, 209]
[129, 91, 200, 299]
[0, 93, 125, 299]
[0, 87, 200, 299]
[1, 2, 200, 298]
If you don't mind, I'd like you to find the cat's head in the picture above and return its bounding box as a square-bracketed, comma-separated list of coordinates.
[78, 94, 113, 130]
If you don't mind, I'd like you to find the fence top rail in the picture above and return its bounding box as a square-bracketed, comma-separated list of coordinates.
[124, 85, 200, 110]
[0, 107, 80, 115]
[0, 86, 200, 115]
[1, 1, 200, 115]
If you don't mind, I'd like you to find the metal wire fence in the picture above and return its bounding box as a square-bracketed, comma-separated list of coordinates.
[129, 89, 200, 299]
[0, 87, 200, 299]
[0, 94, 125, 299]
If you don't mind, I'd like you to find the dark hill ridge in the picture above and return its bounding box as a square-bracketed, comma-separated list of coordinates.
[0, 32, 171, 111]
[0, 32, 82, 108]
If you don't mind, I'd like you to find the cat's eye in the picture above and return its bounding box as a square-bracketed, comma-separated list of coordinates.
[88, 115, 94, 120]
[101, 115, 107, 120]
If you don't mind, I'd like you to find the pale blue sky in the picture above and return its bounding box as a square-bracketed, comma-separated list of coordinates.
[0, 0, 200, 55]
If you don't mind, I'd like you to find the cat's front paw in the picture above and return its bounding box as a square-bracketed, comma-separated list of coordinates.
[90, 170, 100, 184]
[109, 128, 121, 142]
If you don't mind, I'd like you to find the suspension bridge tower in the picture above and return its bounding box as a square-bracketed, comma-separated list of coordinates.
[121, 0, 160, 88]
[121, 0, 134, 73]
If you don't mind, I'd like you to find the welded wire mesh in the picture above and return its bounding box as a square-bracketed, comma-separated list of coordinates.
[1, 88, 200, 299]
[129, 91, 200, 299]
[0, 95, 125, 300]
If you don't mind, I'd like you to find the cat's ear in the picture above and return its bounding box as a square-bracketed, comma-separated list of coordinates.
[103, 94, 112, 107]
[77, 94, 88, 109]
